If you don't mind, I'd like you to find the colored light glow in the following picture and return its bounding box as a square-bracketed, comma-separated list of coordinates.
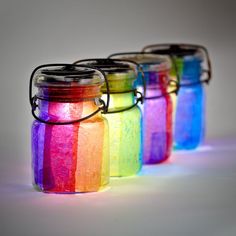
[32, 99, 109, 193]
[102, 92, 142, 177]
[174, 84, 205, 149]
[138, 71, 173, 164]
[71, 62, 142, 178]
[174, 57, 205, 150]
[108, 54, 173, 165]
[138, 163, 192, 177]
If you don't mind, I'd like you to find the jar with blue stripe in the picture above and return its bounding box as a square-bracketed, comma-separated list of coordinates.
[142, 44, 212, 150]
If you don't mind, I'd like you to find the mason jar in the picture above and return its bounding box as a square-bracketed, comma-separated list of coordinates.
[108, 53, 178, 164]
[29, 64, 109, 193]
[142, 44, 212, 149]
[74, 59, 143, 176]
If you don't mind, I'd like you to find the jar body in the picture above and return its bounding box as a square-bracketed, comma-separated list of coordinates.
[138, 69, 173, 164]
[31, 100, 109, 193]
[103, 93, 142, 176]
[142, 88, 173, 164]
[174, 84, 205, 149]
[174, 57, 205, 149]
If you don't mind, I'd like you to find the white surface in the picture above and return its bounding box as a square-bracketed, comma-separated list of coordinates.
[1, 137, 236, 236]
[0, 1, 236, 235]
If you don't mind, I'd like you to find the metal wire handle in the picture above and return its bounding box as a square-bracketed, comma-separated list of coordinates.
[73, 58, 145, 112]
[29, 64, 110, 125]
[142, 43, 212, 86]
[144, 79, 179, 100]
[73, 58, 146, 99]
[108, 52, 180, 99]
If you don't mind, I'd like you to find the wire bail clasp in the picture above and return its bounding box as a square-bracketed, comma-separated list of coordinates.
[73, 58, 145, 113]
[29, 64, 110, 125]
[108, 52, 178, 100]
[142, 43, 212, 86]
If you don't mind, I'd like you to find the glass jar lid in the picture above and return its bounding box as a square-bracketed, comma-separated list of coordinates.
[142, 44, 204, 60]
[29, 64, 110, 124]
[142, 44, 212, 86]
[73, 59, 139, 93]
[34, 65, 104, 88]
[73, 59, 137, 76]
[108, 53, 172, 72]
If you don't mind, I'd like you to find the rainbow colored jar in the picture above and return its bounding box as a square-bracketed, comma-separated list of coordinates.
[109, 53, 178, 164]
[74, 59, 143, 176]
[143, 44, 212, 149]
[29, 64, 109, 193]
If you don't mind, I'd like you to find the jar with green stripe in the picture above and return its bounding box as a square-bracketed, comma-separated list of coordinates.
[74, 59, 143, 177]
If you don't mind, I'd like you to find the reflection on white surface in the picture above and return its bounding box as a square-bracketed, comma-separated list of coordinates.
[175, 144, 214, 153]
[138, 163, 193, 177]
[1, 137, 236, 236]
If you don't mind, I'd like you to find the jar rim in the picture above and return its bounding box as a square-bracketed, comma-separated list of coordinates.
[142, 44, 204, 60]
[34, 66, 104, 88]
[74, 58, 138, 78]
[108, 52, 172, 72]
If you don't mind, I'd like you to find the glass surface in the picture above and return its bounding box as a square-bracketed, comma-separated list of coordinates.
[109, 53, 173, 164]
[173, 57, 205, 150]
[139, 71, 173, 164]
[74, 60, 143, 177]
[31, 65, 109, 193]
[103, 92, 142, 176]
[142, 45, 207, 150]
[32, 99, 109, 193]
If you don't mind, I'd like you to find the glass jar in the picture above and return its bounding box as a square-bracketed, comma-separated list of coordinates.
[142, 44, 212, 149]
[74, 59, 143, 176]
[29, 64, 109, 193]
[108, 53, 178, 164]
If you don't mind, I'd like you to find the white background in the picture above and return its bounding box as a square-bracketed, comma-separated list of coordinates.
[0, 0, 236, 235]
[0, 0, 236, 154]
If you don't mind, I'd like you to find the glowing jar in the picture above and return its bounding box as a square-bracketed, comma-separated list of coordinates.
[74, 59, 143, 176]
[109, 53, 177, 164]
[142, 44, 212, 149]
[29, 64, 109, 193]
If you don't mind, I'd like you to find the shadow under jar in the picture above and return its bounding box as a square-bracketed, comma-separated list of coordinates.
[142, 44, 212, 150]
[74, 59, 143, 176]
[29, 64, 109, 193]
[109, 53, 178, 164]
